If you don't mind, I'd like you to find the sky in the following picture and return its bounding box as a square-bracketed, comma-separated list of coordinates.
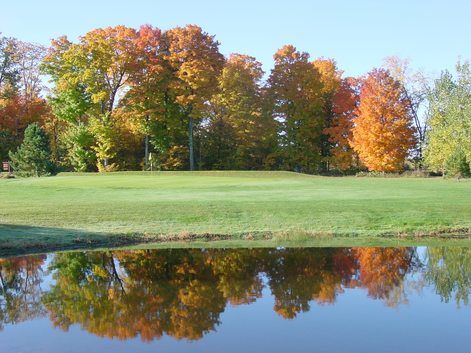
[1, 0, 470, 78]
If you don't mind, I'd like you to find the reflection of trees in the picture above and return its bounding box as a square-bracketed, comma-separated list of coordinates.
[207, 249, 263, 305]
[115, 249, 227, 341]
[43, 250, 263, 341]
[0, 255, 46, 330]
[353, 247, 417, 307]
[42, 247, 421, 339]
[264, 248, 353, 319]
[263, 247, 418, 317]
[424, 247, 471, 306]
[3, 246, 471, 342]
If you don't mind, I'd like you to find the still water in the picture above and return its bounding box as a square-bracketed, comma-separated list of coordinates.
[0, 247, 470, 353]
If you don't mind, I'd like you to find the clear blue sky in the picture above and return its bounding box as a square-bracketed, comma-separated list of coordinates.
[1, 0, 470, 78]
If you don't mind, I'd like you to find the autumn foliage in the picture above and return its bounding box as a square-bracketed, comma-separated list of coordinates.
[1, 25, 451, 175]
[323, 77, 361, 170]
[351, 69, 416, 172]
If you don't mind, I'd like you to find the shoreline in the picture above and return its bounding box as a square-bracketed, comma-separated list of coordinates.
[2, 228, 471, 257]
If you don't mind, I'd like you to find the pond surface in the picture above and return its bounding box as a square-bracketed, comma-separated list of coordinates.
[0, 247, 470, 353]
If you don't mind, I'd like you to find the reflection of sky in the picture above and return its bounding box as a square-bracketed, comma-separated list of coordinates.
[2, 279, 469, 353]
[1, 248, 470, 353]
[39, 254, 54, 291]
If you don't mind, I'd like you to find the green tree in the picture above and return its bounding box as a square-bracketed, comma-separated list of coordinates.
[0, 35, 18, 89]
[42, 26, 143, 171]
[198, 112, 237, 169]
[444, 148, 471, 178]
[425, 61, 471, 175]
[62, 123, 95, 172]
[208, 54, 276, 169]
[9, 123, 54, 176]
[0, 130, 17, 161]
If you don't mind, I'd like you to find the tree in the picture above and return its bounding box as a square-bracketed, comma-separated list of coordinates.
[119, 25, 168, 169]
[1, 36, 49, 159]
[351, 69, 416, 172]
[444, 148, 471, 178]
[425, 61, 471, 176]
[161, 25, 225, 170]
[201, 54, 275, 169]
[384, 56, 429, 166]
[13, 40, 46, 102]
[323, 77, 361, 171]
[312, 58, 342, 171]
[0, 130, 16, 161]
[0, 35, 18, 89]
[62, 123, 95, 171]
[42, 26, 143, 171]
[9, 123, 54, 176]
[198, 111, 237, 169]
[266, 45, 324, 173]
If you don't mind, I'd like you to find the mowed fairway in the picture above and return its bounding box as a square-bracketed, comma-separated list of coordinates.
[1, 171, 471, 251]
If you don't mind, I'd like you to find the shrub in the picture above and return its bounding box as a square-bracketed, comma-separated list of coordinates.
[445, 148, 470, 178]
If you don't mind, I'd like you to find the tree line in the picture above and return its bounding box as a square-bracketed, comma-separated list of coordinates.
[1, 25, 470, 176]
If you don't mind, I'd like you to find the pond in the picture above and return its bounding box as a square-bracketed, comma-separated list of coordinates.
[0, 247, 470, 353]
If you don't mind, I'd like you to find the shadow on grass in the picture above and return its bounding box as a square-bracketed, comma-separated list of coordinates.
[0, 224, 149, 257]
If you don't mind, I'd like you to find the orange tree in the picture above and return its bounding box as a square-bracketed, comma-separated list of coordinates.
[351, 69, 416, 172]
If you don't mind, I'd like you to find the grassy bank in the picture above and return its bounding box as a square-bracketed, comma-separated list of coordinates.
[1, 171, 470, 255]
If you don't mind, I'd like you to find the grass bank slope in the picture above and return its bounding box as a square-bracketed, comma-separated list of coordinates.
[1, 171, 470, 253]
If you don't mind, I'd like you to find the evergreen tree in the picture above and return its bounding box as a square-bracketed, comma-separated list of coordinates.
[9, 123, 54, 177]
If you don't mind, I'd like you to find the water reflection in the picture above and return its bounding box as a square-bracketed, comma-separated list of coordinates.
[0, 255, 46, 330]
[0, 247, 470, 343]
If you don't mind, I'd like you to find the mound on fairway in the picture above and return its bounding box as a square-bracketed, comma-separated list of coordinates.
[1, 171, 470, 253]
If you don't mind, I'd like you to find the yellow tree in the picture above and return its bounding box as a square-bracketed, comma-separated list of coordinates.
[351, 69, 416, 172]
[267, 45, 324, 173]
[208, 53, 276, 169]
[312, 58, 342, 171]
[161, 25, 224, 170]
[43, 26, 143, 171]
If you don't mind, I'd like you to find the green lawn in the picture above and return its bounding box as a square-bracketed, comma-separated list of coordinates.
[1, 171, 471, 254]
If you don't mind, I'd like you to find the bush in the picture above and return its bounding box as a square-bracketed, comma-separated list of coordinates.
[355, 171, 398, 177]
[9, 123, 55, 177]
[445, 148, 470, 178]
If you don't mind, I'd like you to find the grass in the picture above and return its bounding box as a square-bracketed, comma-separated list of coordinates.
[1, 171, 471, 255]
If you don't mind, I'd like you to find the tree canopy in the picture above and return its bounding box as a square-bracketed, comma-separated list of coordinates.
[0, 27, 469, 176]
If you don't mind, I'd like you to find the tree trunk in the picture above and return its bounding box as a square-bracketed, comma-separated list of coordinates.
[189, 117, 194, 171]
[144, 134, 149, 170]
